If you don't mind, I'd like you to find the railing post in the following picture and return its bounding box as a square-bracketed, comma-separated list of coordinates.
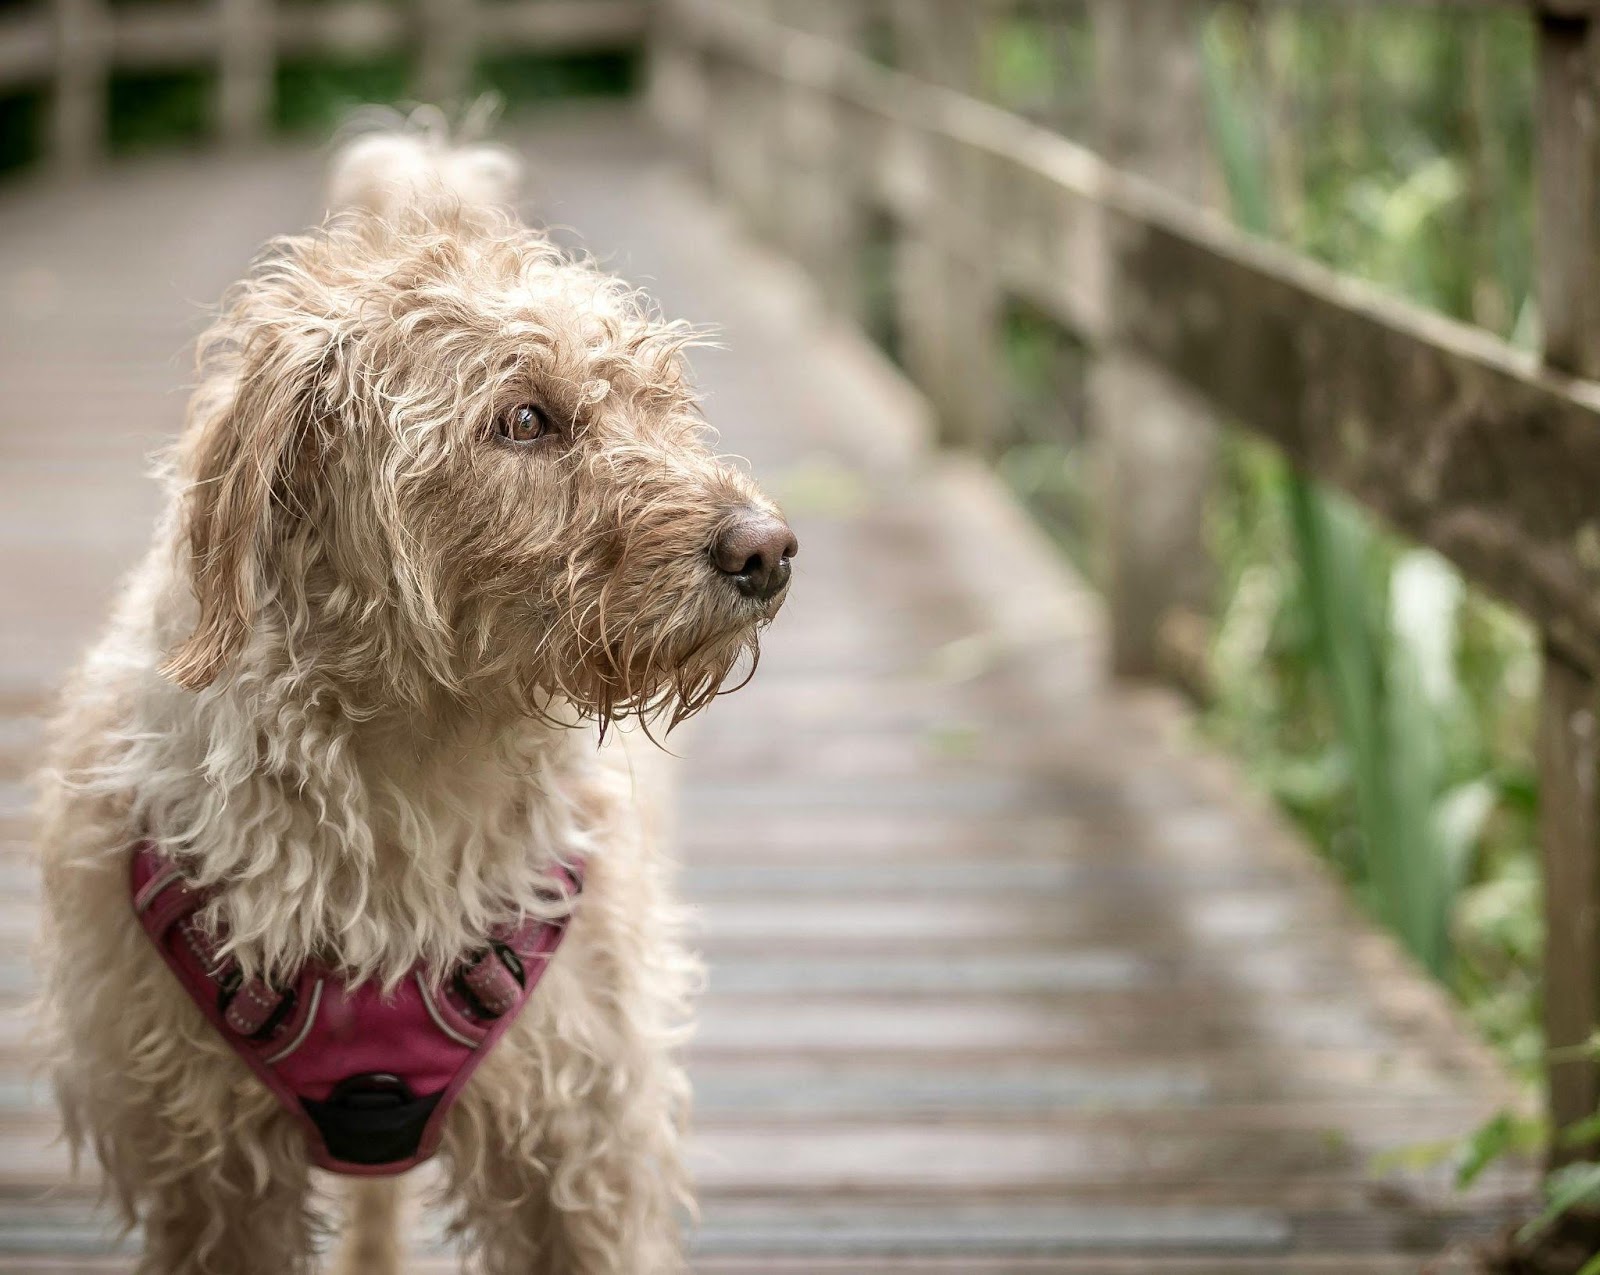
[1088, 0, 1218, 681]
[1538, 646, 1600, 1165]
[50, 0, 109, 171]
[648, 0, 710, 182]
[217, 0, 273, 144]
[1535, 6, 1600, 1168]
[775, 0, 865, 319]
[891, 0, 1004, 450]
[417, 0, 476, 107]
[891, 0, 982, 94]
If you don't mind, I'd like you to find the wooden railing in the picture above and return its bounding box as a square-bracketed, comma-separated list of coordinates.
[0, 0, 647, 170]
[652, 0, 1600, 1167]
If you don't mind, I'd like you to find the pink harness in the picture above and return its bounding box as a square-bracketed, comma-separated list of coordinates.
[129, 840, 582, 1175]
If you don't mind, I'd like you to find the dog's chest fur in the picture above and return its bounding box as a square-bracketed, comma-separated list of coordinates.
[78, 535, 610, 987]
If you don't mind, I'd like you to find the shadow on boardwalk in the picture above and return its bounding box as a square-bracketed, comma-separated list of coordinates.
[0, 106, 1531, 1271]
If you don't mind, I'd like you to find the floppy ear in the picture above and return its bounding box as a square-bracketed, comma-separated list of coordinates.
[161, 319, 329, 691]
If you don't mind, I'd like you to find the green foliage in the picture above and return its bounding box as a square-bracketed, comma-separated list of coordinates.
[274, 56, 413, 136]
[274, 49, 635, 139]
[901, 2, 1549, 1083]
[1455, 1110, 1546, 1190]
[988, 6, 1545, 1049]
[1195, 4, 1545, 1066]
[108, 70, 213, 154]
[1204, 4, 1534, 338]
[3, 37, 637, 177]
[0, 91, 44, 176]
[1453, 1103, 1600, 1261]
[1520, 1162, 1600, 1245]
[1205, 436, 1535, 995]
[985, 9, 1096, 133]
[993, 302, 1092, 574]
[858, 211, 905, 371]
[476, 50, 638, 105]
[1283, 478, 1482, 978]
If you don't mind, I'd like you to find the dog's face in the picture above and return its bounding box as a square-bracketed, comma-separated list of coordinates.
[162, 207, 794, 727]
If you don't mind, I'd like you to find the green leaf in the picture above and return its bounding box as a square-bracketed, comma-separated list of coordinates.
[1455, 1109, 1542, 1189]
[1517, 1162, 1600, 1244]
[1559, 1109, 1600, 1150]
[1434, 780, 1497, 926]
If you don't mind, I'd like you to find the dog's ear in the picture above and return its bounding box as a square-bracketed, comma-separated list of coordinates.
[161, 318, 330, 691]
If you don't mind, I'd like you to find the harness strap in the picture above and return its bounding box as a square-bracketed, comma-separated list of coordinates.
[457, 946, 522, 1017]
[224, 975, 293, 1037]
[129, 839, 585, 1176]
[133, 847, 585, 1041]
[138, 863, 295, 1040]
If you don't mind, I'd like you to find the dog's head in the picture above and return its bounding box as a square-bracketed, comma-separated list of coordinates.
[161, 136, 794, 729]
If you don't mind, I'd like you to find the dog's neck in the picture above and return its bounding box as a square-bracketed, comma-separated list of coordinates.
[94, 547, 611, 983]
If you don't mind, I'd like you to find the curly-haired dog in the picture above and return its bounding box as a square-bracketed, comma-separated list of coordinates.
[36, 125, 796, 1274]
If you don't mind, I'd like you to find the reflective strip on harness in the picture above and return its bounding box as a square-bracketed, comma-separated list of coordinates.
[128, 840, 583, 1175]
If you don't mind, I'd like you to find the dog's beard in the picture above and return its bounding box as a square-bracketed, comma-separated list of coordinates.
[553, 608, 764, 734]
[490, 576, 767, 736]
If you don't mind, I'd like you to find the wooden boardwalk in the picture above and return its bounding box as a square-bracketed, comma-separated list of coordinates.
[0, 108, 1534, 1271]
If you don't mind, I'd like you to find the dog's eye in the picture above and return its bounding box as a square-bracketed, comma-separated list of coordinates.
[497, 403, 551, 445]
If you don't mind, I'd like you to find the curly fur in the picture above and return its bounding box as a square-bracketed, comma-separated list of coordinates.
[36, 116, 787, 1274]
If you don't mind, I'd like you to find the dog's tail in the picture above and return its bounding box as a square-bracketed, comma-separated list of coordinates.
[327, 105, 522, 221]
[332, 1177, 404, 1275]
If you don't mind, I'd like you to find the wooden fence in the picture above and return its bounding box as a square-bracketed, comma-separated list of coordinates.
[652, 0, 1600, 1168]
[0, 0, 647, 169]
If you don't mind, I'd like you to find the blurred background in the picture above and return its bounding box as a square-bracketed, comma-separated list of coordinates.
[4, 0, 1600, 1270]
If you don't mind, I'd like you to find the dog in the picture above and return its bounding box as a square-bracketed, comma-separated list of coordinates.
[36, 119, 796, 1273]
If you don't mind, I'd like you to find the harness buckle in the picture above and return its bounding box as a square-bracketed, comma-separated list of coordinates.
[454, 942, 525, 1020]
[218, 972, 296, 1040]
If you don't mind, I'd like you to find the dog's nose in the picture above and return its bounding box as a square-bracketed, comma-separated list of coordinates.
[712, 509, 798, 602]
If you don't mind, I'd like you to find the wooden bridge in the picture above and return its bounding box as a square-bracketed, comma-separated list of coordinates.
[7, 0, 1600, 1270]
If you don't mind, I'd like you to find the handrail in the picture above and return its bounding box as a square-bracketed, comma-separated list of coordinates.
[0, 0, 648, 167]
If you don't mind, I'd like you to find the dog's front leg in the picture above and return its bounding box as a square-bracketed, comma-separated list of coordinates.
[53, 963, 323, 1275]
[442, 1049, 691, 1273]
[136, 1136, 319, 1275]
[440, 984, 692, 1274]
[43, 836, 324, 1275]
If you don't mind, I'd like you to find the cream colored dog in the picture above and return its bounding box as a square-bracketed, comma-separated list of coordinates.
[37, 121, 795, 1273]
